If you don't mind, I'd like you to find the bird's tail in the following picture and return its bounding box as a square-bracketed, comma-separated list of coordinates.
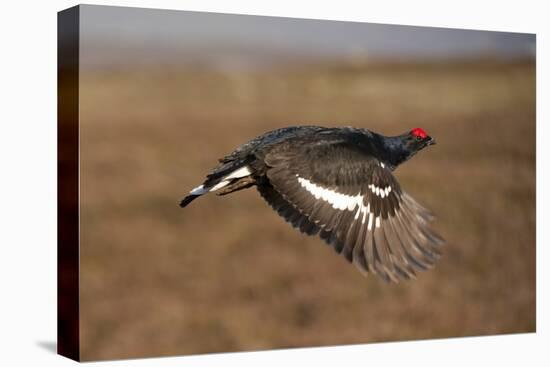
[179, 194, 200, 208]
[179, 163, 254, 208]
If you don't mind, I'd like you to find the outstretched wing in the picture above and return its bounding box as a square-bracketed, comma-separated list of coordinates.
[260, 138, 444, 282]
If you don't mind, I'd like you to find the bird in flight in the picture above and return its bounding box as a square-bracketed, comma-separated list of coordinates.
[180, 126, 444, 282]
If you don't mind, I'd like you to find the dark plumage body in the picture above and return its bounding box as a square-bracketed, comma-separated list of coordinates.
[180, 126, 444, 282]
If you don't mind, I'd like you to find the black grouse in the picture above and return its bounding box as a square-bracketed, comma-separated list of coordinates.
[180, 126, 444, 282]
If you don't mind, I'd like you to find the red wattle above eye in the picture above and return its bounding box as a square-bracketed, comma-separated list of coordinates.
[411, 127, 428, 139]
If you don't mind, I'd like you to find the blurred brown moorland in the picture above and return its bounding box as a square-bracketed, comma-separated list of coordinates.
[79, 59, 535, 360]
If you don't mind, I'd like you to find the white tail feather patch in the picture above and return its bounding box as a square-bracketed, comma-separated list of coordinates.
[224, 166, 252, 180]
[190, 185, 207, 195]
[189, 166, 252, 195]
[210, 180, 230, 191]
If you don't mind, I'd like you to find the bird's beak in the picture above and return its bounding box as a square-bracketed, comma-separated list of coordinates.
[427, 136, 436, 146]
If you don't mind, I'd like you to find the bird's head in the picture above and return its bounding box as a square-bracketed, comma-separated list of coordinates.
[383, 127, 437, 168]
[402, 127, 436, 152]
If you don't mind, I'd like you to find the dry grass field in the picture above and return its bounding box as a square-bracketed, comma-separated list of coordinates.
[78, 59, 535, 360]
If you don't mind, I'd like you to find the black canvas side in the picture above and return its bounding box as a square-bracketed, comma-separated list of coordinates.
[57, 5, 80, 362]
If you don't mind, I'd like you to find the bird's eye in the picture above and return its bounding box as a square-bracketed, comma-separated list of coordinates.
[416, 135, 423, 141]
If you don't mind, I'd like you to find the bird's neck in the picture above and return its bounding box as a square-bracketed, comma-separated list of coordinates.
[377, 135, 415, 169]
